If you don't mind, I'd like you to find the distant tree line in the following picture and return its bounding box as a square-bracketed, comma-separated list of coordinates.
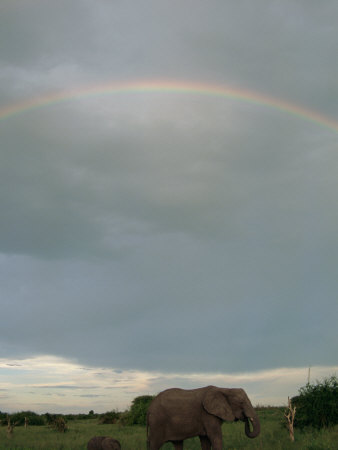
[0, 395, 155, 428]
[0, 411, 44, 426]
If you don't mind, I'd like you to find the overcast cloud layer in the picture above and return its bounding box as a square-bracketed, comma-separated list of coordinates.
[1, 0, 337, 411]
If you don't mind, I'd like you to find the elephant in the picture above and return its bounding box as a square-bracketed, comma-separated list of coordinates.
[146, 385, 260, 449]
[87, 436, 121, 450]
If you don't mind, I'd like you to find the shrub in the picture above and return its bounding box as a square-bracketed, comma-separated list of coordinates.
[52, 416, 68, 432]
[125, 395, 155, 426]
[116, 410, 131, 426]
[98, 410, 122, 424]
[44, 414, 68, 432]
[292, 375, 338, 430]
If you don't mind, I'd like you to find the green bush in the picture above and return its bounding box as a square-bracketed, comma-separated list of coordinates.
[125, 395, 155, 426]
[51, 416, 68, 432]
[43, 413, 68, 432]
[98, 410, 122, 424]
[292, 375, 338, 430]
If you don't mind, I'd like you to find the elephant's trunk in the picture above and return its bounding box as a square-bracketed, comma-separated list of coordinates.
[244, 415, 260, 438]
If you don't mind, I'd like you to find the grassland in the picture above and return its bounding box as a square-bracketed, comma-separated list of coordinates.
[0, 408, 337, 449]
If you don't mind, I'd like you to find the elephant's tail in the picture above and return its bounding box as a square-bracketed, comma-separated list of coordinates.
[146, 411, 150, 450]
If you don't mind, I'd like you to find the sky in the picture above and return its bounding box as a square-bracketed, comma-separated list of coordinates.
[0, 0, 337, 414]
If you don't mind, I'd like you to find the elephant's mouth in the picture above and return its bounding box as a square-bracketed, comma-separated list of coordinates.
[244, 416, 260, 438]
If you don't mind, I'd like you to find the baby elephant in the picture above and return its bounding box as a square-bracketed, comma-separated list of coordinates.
[87, 436, 121, 450]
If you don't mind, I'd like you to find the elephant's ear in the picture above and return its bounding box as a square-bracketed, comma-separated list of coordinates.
[202, 389, 235, 422]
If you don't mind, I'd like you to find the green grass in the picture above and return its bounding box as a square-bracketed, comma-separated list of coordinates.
[0, 409, 337, 449]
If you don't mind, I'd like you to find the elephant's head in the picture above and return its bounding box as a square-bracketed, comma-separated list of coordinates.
[202, 386, 260, 438]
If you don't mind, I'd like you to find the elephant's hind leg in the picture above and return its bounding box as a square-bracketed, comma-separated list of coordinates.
[148, 437, 164, 450]
[199, 435, 211, 450]
[172, 440, 183, 449]
[209, 435, 223, 450]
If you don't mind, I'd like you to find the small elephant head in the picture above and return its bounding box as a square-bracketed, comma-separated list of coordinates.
[202, 387, 260, 438]
[87, 436, 121, 450]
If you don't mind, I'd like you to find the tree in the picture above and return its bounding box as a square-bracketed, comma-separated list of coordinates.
[98, 410, 121, 424]
[292, 375, 338, 429]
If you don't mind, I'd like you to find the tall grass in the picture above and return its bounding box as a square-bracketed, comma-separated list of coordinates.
[0, 408, 337, 449]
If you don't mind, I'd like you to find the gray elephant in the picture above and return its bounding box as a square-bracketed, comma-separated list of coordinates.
[146, 385, 260, 449]
[87, 436, 121, 450]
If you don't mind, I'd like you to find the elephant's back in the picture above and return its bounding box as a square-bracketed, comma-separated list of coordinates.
[87, 436, 121, 450]
[87, 436, 106, 449]
[149, 387, 205, 414]
[155, 386, 209, 402]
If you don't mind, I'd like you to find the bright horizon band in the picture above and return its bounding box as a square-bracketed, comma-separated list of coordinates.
[1, 79, 337, 132]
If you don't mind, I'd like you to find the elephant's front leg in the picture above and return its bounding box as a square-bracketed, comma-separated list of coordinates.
[199, 435, 211, 449]
[172, 440, 183, 450]
[204, 422, 223, 450]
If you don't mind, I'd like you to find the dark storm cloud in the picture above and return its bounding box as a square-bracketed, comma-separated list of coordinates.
[0, 0, 337, 394]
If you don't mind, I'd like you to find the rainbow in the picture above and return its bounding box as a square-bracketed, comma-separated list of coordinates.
[1, 79, 337, 132]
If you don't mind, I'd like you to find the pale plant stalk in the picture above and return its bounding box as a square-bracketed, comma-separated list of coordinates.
[7, 416, 18, 438]
[284, 397, 296, 442]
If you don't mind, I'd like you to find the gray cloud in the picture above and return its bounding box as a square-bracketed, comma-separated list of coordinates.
[38, 385, 90, 390]
[0, 0, 337, 406]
